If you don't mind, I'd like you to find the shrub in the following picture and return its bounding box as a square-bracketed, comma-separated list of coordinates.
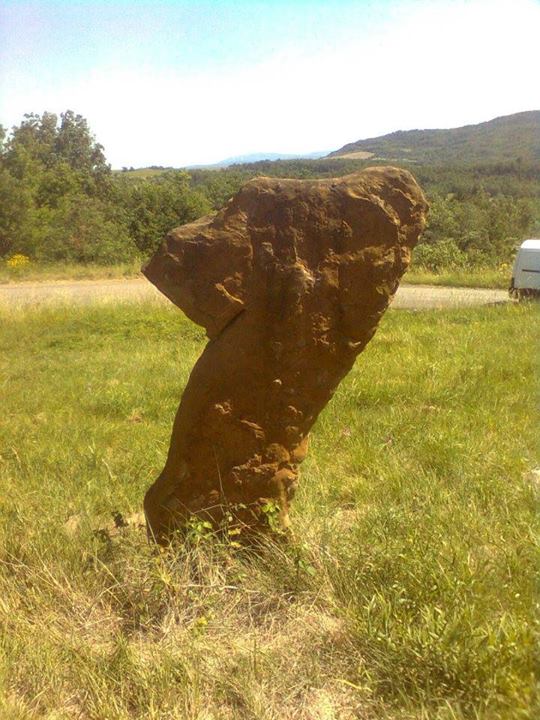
[31, 196, 138, 264]
[6, 253, 30, 269]
[412, 239, 468, 272]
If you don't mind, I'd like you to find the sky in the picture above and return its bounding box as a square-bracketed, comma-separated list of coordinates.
[1, 0, 539, 168]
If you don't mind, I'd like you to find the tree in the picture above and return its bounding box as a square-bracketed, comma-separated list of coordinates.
[54, 111, 109, 180]
[122, 171, 211, 254]
[0, 111, 125, 261]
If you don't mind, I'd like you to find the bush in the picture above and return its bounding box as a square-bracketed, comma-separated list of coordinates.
[412, 239, 468, 272]
[6, 253, 30, 269]
[30, 196, 138, 264]
[122, 172, 211, 255]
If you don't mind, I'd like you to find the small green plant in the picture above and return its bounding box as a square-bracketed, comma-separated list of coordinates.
[260, 499, 283, 533]
[184, 516, 213, 544]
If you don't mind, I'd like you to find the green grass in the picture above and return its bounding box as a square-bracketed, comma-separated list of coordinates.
[404, 266, 510, 289]
[1, 262, 510, 289]
[0, 260, 143, 284]
[0, 301, 537, 719]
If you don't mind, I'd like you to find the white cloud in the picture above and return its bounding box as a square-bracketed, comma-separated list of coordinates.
[2, 0, 538, 166]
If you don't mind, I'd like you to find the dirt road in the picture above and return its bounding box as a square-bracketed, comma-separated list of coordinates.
[0, 278, 509, 310]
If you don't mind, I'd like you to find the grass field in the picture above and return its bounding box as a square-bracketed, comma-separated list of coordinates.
[0, 261, 143, 285]
[404, 267, 510, 290]
[0, 262, 511, 290]
[0, 300, 537, 719]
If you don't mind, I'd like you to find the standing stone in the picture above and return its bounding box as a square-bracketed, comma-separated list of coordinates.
[143, 167, 427, 542]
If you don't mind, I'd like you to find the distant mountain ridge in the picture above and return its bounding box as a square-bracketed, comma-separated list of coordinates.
[188, 150, 329, 169]
[327, 111, 540, 164]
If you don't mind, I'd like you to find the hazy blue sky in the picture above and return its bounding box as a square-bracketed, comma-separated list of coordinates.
[1, 0, 538, 167]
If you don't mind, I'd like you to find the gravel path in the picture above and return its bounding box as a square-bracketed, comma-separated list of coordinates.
[0, 278, 509, 309]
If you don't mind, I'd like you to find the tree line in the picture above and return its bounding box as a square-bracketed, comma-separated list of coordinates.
[1, 112, 538, 269]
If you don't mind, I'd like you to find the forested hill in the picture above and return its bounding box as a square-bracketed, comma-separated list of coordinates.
[1, 110, 539, 271]
[328, 111, 540, 164]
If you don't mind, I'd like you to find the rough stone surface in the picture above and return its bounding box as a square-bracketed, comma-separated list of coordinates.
[143, 167, 428, 541]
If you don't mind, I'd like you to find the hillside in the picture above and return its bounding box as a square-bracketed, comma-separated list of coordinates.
[328, 111, 540, 164]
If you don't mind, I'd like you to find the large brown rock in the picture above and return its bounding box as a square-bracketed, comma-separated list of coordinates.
[143, 167, 427, 542]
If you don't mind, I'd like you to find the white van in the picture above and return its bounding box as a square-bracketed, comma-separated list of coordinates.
[509, 239, 540, 299]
